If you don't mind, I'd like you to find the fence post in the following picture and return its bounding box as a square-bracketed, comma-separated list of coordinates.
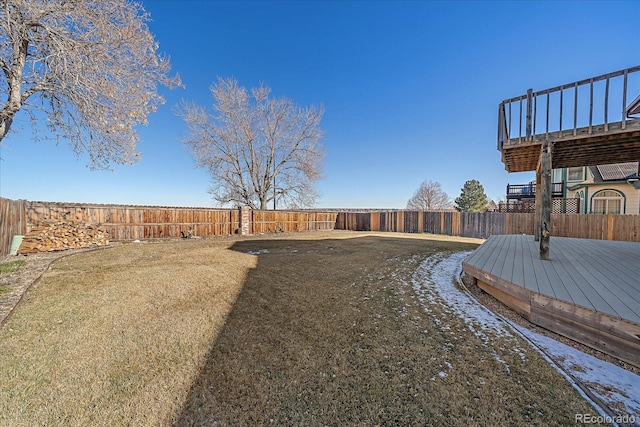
[0, 198, 28, 256]
[239, 206, 251, 236]
[607, 214, 614, 241]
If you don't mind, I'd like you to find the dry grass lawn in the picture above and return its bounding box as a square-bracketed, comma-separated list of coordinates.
[0, 231, 602, 426]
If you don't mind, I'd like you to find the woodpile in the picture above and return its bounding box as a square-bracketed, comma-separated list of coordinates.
[18, 220, 109, 254]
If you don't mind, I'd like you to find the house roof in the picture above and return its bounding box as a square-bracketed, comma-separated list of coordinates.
[591, 162, 639, 182]
[627, 94, 640, 116]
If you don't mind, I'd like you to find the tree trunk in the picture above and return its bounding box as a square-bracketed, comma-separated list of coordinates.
[0, 81, 23, 142]
[0, 115, 13, 141]
[0, 38, 28, 142]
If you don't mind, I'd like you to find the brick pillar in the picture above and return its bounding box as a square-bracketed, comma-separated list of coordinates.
[239, 206, 250, 236]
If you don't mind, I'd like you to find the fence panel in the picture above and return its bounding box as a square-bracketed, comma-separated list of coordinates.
[611, 214, 640, 241]
[551, 213, 639, 242]
[250, 210, 338, 234]
[22, 202, 240, 240]
[0, 198, 27, 256]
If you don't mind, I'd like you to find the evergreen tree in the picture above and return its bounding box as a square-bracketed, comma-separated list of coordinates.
[454, 180, 488, 212]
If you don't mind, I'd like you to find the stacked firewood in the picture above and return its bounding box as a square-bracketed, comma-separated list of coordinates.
[18, 220, 109, 254]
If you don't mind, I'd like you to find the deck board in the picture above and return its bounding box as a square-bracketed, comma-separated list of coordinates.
[561, 239, 640, 322]
[551, 238, 615, 314]
[490, 235, 513, 276]
[464, 233, 494, 267]
[545, 243, 596, 311]
[541, 257, 574, 305]
[534, 256, 557, 300]
[499, 234, 517, 282]
[480, 235, 508, 277]
[510, 235, 526, 289]
[569, 239, 640, 318]
[524, 234, 553, 296]
[579, 239, 639, 295]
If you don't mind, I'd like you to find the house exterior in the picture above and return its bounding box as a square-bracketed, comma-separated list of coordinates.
[552, 162, 640, 214]
[503, 162, 640, 214]
[503, 181, 569, 213]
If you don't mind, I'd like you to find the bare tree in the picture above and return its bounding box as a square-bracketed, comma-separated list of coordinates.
[0, 0, 180, 168]
[406, 180, 451, 211]
[177, 77, 325, 209]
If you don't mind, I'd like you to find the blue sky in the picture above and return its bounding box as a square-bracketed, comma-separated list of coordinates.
[1, 0, 639, 208]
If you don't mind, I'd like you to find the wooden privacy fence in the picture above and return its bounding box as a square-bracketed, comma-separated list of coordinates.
[22, 202, 339, 240]
[0, 198, 340, 256]
[551, 213, 640, 241]
[2, 198, 639, 256]
[24, 201, 241, 241]
[334, 211, 533, 238]
[334, 210, 640, 242]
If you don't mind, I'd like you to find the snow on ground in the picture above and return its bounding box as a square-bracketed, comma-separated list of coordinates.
[410, 251, 640, 426]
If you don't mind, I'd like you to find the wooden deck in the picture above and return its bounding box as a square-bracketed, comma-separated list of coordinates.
[462, 234, 640, 367]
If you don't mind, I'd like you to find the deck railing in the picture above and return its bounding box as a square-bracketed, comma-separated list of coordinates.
[506, 182, 564, 200]
[498, 65, 640, 150]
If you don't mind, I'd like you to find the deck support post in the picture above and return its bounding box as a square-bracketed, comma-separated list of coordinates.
[534, 166, 541, 241]
[239, 205, 250, 236]
[539, 146, 552, 260]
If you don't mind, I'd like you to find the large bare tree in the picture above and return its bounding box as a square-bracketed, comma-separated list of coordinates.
[0, 0, 180, 168]
[177, 77, 325, 209]
[406, 180, 452, 211]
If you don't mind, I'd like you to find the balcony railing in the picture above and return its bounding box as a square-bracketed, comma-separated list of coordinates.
[498, 65, 640, 150]
[506, 182, 564, 200]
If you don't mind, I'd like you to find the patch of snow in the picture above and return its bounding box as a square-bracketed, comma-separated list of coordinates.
[410, 251, 640, 425]
[511, 322, 640, 425]
[247, 249, 270, 255]
[410, 252, 518, 374]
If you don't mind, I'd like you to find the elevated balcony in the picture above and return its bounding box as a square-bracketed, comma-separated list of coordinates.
[506, 182, 564, 200]
[498, 66, 640, 173]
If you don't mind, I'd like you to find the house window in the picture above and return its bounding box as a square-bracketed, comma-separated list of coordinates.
[567, 167, 583, 181]
[591, 190, 624, 214]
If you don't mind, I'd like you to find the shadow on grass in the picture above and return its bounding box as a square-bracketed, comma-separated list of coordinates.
[170, 235, 481, 426]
